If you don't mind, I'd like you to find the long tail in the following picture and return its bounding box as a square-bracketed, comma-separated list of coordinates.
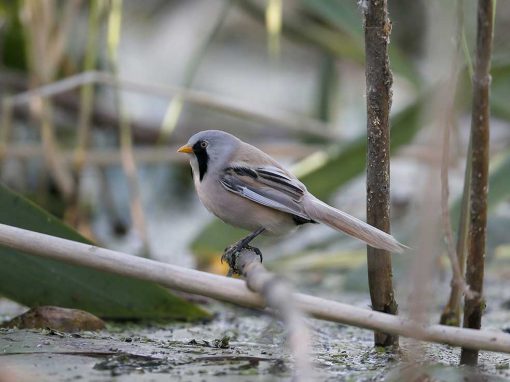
[303, 195, 406, 253]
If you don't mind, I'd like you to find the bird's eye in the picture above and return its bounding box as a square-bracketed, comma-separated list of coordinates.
[200, 141, 208, 149]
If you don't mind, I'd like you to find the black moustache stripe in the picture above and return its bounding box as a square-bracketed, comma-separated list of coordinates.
[192, 141, 209, 181]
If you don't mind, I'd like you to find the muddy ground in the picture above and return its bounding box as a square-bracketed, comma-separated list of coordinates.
[1, 269, 510, 382]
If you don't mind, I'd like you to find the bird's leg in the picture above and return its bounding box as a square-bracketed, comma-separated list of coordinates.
[222, 227, 265, 270]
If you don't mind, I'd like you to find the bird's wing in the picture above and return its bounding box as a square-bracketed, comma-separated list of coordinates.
[219, 165, 311, 220]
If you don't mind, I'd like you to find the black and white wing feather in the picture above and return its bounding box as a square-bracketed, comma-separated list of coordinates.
[219, 165, 313, 222]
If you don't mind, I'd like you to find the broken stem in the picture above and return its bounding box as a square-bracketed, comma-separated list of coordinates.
[225, 249, 312, 381]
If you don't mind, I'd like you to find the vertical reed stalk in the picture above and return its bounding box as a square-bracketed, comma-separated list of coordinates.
[158, 1, 232, 144]
[439, 0, 476, 327]
[460, 0, 494, 366]
[68, 0, 101, 225]
[0, 100, 13, 163]
[440, 141, 473, 326]
[363, 0, 398, 347]
[107, 0, 150, 256]
[20, 0, 81, 201]
[73, 0, 101, 177]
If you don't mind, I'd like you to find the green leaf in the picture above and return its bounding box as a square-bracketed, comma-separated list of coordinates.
[0, 2, 27, 70]
[491, 62, 510, 121]
[299, 0, 362, 40]
[315, 53, 338, 122]
[191, 99, 423, 256]
[0, 184, 210, 321]
[237, 0, 365, 64]
[296, 0, 421, 86]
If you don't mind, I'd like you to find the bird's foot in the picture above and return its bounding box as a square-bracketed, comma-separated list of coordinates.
[221, 244, 263, 277]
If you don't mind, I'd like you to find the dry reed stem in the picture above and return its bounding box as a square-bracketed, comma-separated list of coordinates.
[66, 1, 101, 226]
[1, 71, 336, 141]
[2, 143, 317, 166]
[408, 158, 439, 323]
[73, 0, 101, 175]
[0, 100, 13, 162]
[19, 0, 82, 200]
[460, 0, 494, 366]
[36, 99, 75, 199]
[118, 119, 150, 255]
[363, 0, 398, 347]
[439, 0, 477, 328]
[107, 0, 150, 256]
[0, 223, 509, 354]
[158, 1, 232, 143]
[227, 249, 312, 381]
[442, 140, 473, 323]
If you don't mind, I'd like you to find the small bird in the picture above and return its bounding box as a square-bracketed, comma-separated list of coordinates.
[178, 130, 405, 261]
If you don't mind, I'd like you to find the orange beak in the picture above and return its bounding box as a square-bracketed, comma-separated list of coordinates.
[177, 145, 193, 154]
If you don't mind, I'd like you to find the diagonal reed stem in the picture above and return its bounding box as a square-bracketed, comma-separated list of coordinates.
[0, 223, 509, 354]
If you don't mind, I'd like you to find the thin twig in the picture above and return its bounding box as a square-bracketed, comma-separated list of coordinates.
[19, 0, 81, 201]
[439, 0, 477, 328]
[441, 0, 476, 326]
[0, 223, 509, 354]
[363, 0, 398, 347]
[226, 248, 312, 381]
[0, 99, 13, 162]
[454, 3, 478, 311]
[460, 0, 494, 366]
[158, 0, 232, 143]
[1, 71, 336, 141]
[265, 0, 282, 58]
[107, 0, 150, 256]
[2, 143, 318, 165]
[68, 0, 102, 226]
[73, 0, 101, 175]
[37, 99, 75, 199]
[0, 71, 165, 144]
[47, 0, 82, 76]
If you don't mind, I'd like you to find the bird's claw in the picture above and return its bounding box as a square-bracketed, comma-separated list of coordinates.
[221, 244, 239, 265]
[221, 244, 263, 277]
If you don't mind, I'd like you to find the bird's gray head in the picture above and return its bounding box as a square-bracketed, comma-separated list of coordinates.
[177, 130, 240, 181]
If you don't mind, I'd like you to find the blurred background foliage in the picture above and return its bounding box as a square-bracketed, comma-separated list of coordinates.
[0, 0, 509, 285]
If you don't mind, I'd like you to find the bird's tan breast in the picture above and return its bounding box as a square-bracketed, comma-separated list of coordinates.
[196, 176, 295, 235]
